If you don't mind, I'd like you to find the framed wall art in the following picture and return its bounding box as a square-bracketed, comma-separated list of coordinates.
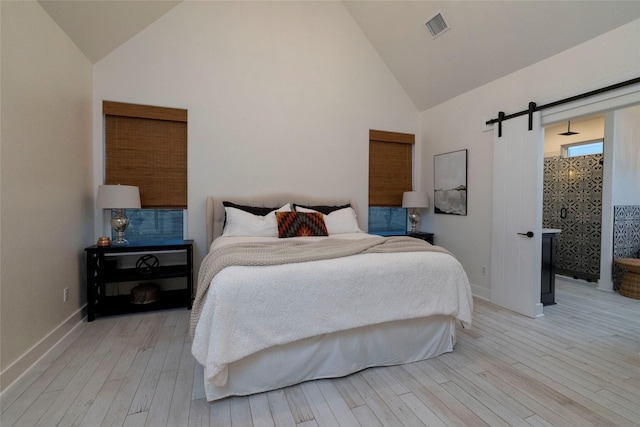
[434, 149, 467, 215]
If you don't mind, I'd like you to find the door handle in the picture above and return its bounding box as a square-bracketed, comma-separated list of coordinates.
[518, 231, 534, 238]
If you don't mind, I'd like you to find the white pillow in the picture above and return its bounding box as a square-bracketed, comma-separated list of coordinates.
[295, 206, 363, 234]
[222, 203, 291, 237]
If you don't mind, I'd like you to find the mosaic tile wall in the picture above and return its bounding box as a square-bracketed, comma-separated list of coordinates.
[613, 205, 640, 290]
[543, 154, 603, 281]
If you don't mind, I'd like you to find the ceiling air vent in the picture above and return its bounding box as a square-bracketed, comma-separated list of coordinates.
[425, 12, 450, 38]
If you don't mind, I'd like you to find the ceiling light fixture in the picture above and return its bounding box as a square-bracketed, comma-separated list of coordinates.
[558, 121, 579, 136]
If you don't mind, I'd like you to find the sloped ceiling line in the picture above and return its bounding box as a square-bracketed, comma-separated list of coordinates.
[38, 0, 640, 111]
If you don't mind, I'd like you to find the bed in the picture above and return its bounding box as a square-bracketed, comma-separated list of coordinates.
[191, 194, 473, 401]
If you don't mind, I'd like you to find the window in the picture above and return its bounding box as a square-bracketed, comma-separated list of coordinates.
[112, 209, 184, 242]
[563, 140, 603, 158]
[368, 207, 407, 235]
[103, 101, 188, 241]
[368, 129, 414, 235]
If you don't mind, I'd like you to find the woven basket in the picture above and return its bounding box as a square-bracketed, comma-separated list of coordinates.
[620, 273, 640, 299]
[615, 258, 640, 300]
[130, 283, 160, 304]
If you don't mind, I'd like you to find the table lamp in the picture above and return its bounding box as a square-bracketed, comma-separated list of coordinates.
[97, 185, 141, 246]
[402, 191, 429, 233]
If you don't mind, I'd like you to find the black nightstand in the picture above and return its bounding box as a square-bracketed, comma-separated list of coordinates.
[406, 232, 434, 244]
[85, 240, 193, 322]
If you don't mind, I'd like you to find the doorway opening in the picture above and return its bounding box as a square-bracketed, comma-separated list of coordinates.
[542, 104, 640, 294]
[543, 115, 605, 283]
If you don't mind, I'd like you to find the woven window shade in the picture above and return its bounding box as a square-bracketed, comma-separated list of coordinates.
[104, 101, 187, 209]
[369, 130, 414, 207]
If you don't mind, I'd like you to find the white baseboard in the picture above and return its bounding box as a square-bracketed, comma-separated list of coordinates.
[469, 282, 490, 301]
[471, 284, 544, 318]
[0, 305, 87, 395]
[535, 302, 545, 318]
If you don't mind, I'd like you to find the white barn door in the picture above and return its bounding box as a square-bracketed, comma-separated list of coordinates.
[491, 113, 544, 318]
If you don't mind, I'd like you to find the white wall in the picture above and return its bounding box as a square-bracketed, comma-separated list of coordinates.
[612, 105, 640, 205]
[92, 1, 418, 262]
[1, 1, 93, 389]
[419, 19, 640, 299]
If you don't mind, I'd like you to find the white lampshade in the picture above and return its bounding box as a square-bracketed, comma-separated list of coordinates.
[402, 191, 429, 209]
[96, 185, 141, 209]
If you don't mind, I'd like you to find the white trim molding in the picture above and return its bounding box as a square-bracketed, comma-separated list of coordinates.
[0, 306, 87, 395]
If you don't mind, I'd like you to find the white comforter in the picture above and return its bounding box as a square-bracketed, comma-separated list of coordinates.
[192, 233, 473, 387]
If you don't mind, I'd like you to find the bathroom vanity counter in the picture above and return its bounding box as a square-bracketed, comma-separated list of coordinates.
[542, 228, 562, 234]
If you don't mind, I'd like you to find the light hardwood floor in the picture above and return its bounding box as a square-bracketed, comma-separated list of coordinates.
[2, 278, 639, 426]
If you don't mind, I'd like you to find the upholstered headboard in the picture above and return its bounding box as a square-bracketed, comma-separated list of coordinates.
[206, 194, 354, 249]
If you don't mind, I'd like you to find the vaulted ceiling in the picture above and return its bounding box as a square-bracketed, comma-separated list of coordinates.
[38, 0, 640, 111]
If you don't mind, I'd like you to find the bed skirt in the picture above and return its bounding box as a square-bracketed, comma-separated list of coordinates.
[201, 314, 456, 401]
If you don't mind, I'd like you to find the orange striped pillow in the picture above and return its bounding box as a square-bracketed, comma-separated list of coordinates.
[275, 212, 328, 238]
